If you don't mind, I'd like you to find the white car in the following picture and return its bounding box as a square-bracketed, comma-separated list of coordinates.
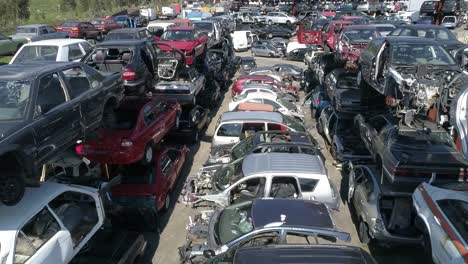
[239, 84, 297, 102]
[229, 91, 304, 121]
[9, 39, 93, 64]
[0, 182, 104, 264]
[264, 11, 298, 26]
[413, 182, 468, 264]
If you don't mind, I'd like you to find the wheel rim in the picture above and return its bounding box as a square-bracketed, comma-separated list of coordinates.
[145, 145, 153, 162]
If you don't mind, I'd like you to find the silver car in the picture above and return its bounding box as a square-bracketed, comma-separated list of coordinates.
[251, 42, 281, 57]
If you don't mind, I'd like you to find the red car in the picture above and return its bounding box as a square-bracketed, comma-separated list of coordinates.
[91, 18, 123, 34]
[57, 21, 102, 40]
[321, 20, 354, 51]
[112, 145, 188, 213]
[232, 75, 298, 97]
[81, 97, 181, 164]
[335, 25, 381, 64]
[157, 26, 208, 65]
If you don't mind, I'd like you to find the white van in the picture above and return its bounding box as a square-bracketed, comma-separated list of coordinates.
[231, 30, 258, 51]
[213, 111, 306, 146]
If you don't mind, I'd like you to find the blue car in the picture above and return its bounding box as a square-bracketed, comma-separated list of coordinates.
[311, 85, 331, 120]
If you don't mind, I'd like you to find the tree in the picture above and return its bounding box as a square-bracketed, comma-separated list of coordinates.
[17, 0, 30, 20]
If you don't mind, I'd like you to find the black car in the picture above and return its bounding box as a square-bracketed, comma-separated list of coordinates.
[317, 106, 372, 162]
[168, 105, 211, 143]
[354, 114, 468, 184]
[105, 28, 154, 41]
[287, 48, 309, 61]
[239, 56, 257, 74]
[387, 25, 463, 52]
[324, 69, 364, 113]
[83, 40, 159, 95]
[358, 37, 464, 114]
[258, 25, 294, 39]
[0, 62, 125, 205]
[228, 245, 377, 264]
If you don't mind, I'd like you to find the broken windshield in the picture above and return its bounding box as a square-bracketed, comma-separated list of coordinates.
[215, 202, 254, 245]
[0, 81, 31, 120]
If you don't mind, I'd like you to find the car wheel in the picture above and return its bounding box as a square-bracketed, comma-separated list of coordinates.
[142, 144, 153, 164]
[268, 20, 273, 25]
[269, 53, 274, 57]
[102, 104, 117, 128]
[358, 220, 371, 244]
[0, 173, 25, 206]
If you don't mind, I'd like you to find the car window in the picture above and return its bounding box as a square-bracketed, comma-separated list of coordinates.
[262, 99, 280, 110]
[299, 178, 319, 192]
[46, 26, 56, 33]
[13, 46, 59, 63]
[14, 208, 60, 264]
[48, 191, 99, 247]
[161, 155, 173, 176]
[35, 73, 66, 117]
[41, 27, 48, 34]
[436, 199, 468, 244]
[241, 122, 265, 137]
[61, 67, 90, 99]
[270, 176, 299, 198]
[68, 44, 83, 61]
[218, 123, 242, 137]
[79, 42, 92, 54]
[143, 104, 157, 125]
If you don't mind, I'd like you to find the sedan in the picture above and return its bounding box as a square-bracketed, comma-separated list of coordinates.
[0, 33, 27, 56]
[81, 97, 180, 165]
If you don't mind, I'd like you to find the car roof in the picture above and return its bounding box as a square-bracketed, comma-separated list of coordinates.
[382, 36, 439, 45]
[220, 111, 283, 123]
[0, 62, 82, 81]
[234, 245, 372, 264]
[0, 182, 96, 230]
[397, 24, 447, 29]
[109, 28, 146, 33]
[243, 153, 326, 176]
[21, 38, 88, 46]
[17, 24, 51, 28]
[251, 199, 333, 229]
[167, 26, 195, 31]
[253, 131, 313, 144]
[97, 40, 147, 47]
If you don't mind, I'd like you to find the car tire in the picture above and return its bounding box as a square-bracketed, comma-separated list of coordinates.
[358, 220, 371, 244]
[0, 173, 25, 206]
[268, 20, 273, 25]
[142, 144, 153, 164]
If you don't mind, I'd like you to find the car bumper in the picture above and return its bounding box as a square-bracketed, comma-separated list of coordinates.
[83, 147, 143, 164]
[370, 229, 423, 246]
[124, 79, 146, 93]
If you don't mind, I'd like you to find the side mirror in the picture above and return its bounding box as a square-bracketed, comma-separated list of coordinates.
[203, 250, 216, 258]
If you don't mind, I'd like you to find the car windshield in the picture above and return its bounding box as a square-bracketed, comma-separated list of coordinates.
[0, 80, 31, 120]
[436, 199, 468, 244]
[397, 28, 457, 41]
[283, 115, 305, 132]
[120, 163, 154, 184]
[16, 27, 36, 34]
[91, 20, 104, 25]
[215, 202, 254, 245]
[231, 137, 255, 161]
[391, 44, 456, 65]
[442, 17, 456, 23]
[193, 22, 213, 31]
[11, 45, 59, 63]
[395, 130, 455, 148]
[105, 32, 139, 40]
[215, 158, 244, 190]
[161, 30, 194, 41]
[343, 29, 377, 42]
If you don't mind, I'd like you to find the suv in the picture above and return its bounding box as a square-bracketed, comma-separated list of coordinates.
[0, 62, 124, 205]
[57, 21, 102, 40]
[154, 66, 206, 105]
[212, 111, 306, 146]
[264, 12, 298, 26]
[83, 40, 159, 95]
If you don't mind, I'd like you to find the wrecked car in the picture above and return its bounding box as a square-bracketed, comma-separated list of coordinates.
[208, 130, 317, 164]
[154, 66, 206, 105]
[182, 152, 338, 210]
[231, 74, 298, 98]
[156, 43, 186, 81]
[80, 97, 181, 165]
[324, 69, 365, 113]
[317, 106, 372, 163]
[168, 105, 211, 143]
[0, 62, 124, 205]
[354, 114, 468, 185]
[239, 56, 257, 74]
[348, 163, 422, 246]
[157, 26, 208, 65]
[237, 84, 297, 102]
[178, 199, 349, 263]
[413, 182, 468, 264]
[111, 145, 188, 230]
[335, 25, 381, 67]
[0, 182, 104, 263]
[358, 37, 465, 119]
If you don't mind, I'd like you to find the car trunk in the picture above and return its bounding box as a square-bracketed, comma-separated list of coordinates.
[379, 194, 420, 237]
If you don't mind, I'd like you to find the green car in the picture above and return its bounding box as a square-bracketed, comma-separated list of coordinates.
[0, 33, 27, 56]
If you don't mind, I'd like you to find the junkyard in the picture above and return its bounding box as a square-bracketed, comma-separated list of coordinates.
[0, 1, 467, 264]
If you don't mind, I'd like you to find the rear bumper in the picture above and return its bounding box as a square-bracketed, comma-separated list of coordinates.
[83, 147, 143, 164]
[124, 78, 146, 93]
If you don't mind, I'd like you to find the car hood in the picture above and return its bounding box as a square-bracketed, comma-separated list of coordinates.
[158, 41, 196, 51]
[0, 121, 27, 142]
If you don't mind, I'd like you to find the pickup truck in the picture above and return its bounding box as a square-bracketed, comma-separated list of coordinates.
[10, 24, 69, 42]
[0, 62, 125, 205]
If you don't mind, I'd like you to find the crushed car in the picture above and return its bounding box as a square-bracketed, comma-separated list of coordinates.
[178, 199, 349, 263]
[156, 43, 186, 80]
[324, 69, 366, 113]
[181, 152, 338, 210]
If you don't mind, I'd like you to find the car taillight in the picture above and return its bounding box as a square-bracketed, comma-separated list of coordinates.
[123, 68, 137, 81]
[56, 27, 62, 30]
[71, 27, 79, 32]
[121, 139, 133, 147]
[316, 99, 320, 105]
[75, 144, 83, 155]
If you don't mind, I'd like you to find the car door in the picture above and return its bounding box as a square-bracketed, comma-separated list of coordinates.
[80, 65, 111, 129]
[67, 43, 84, 62]
[228, 176, 267, 205]
[216, 122, 243, 145]
[158, 152, 175, 206]
[15, 207, 73, 264]
[38, 26, 50, 40]
[152, 100, 171, 141]
[33, 72, 75, 166]
[0, 33, 16, 55]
